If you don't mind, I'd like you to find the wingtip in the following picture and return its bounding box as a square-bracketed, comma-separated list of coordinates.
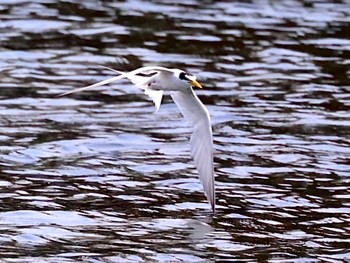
[55, 90, 77, 98]
[208, 189, 216, 213]
[152, 102, 162, 113]
[210, 199, 216, 213]
[55, 92, 68, 98]
[152, 107, 160, 114]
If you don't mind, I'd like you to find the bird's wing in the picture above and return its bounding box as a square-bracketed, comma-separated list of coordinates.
[170, 89, 215, 211]
[100, 66, 163, 112]
[57, 66, 173, 98]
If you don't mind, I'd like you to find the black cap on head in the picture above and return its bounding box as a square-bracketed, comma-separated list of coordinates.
[179, 72, 188, 80]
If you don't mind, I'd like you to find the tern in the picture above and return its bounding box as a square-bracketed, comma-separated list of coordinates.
[59, 66, 215, 211]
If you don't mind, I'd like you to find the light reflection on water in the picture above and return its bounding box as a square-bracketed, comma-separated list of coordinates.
[1, 0, 350, 262]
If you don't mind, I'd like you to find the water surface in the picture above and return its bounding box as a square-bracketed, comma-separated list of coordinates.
[0, 0, 349, 262]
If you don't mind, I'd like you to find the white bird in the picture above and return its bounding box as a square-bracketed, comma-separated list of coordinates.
[59, 66, 215, 212]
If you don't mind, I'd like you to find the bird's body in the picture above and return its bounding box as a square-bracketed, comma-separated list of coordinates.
[59, 66, 215, 211]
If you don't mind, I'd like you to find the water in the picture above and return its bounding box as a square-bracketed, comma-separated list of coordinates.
[1, 0, 350, 262]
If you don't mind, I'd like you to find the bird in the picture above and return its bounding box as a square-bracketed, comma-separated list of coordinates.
[58, 66, 215, 212]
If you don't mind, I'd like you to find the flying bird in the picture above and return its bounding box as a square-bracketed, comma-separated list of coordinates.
[59, 66, 215, 211]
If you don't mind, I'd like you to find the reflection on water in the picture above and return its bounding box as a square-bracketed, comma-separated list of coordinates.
[1, 0, 350, 262]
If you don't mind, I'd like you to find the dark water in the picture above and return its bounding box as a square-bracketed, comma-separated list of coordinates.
[1, 0, 350, 262]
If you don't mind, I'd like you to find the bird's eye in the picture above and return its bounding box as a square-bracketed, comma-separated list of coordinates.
[179, 72, 187, 80]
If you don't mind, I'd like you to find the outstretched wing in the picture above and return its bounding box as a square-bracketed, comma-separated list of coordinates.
[170, 88, 215, 211]
[100, 66, 163, 112]
[57, 66, 173, 99]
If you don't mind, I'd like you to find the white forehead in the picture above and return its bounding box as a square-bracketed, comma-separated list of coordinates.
[186, 74, 197, 81]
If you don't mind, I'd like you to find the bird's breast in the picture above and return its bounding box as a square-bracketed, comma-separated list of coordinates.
[158, 76, 189, 91]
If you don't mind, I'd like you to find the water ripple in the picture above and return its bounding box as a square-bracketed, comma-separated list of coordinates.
[0, 0, 349, 262]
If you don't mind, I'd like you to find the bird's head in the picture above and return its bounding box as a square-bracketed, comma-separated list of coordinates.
[177, 70, 202, 89]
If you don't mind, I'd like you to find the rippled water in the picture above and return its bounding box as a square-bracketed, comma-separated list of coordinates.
[1, 0, 350, 262]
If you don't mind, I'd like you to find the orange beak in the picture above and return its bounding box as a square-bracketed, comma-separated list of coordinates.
[189, 79, 202, 88]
